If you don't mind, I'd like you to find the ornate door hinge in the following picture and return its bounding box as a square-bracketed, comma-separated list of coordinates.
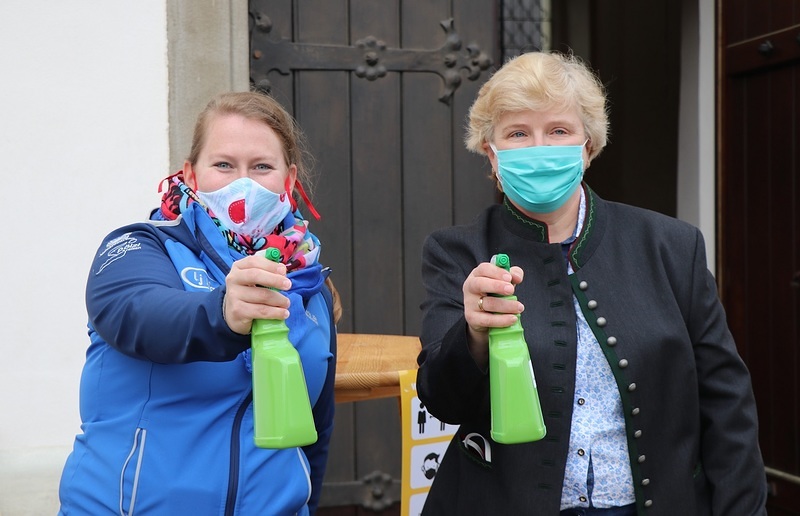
[250, 14, 492, 105]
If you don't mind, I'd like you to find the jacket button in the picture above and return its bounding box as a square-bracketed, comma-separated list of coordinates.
[606, 336, 617, 346]
[619, 359, 629, 368]
[634, 430, 642, 438]
[588, 300, 598, 309]
[638, 455, 646, 463]
[596, 317, 607, 327]
[645, 500, 653, 507]
[632, 407, 640, 416]
[628, 383, 637, 392]
[579, 281, 589, 290]
[642, 478, 650, 486]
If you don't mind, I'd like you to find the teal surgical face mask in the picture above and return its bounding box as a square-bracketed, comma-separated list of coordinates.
[491, 141, 587, 213]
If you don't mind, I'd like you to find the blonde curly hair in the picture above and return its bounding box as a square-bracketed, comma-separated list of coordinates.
[466, 51, 608, 165]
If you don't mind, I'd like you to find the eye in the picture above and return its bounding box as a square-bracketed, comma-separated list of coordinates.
[214, 162, 232, 169]
[509, 130, 527, 139]
[551, 128, 569, 136]
[254, 163, 275, 172]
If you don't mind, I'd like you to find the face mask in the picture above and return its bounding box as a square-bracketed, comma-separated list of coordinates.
[197, 177, 292, 239]
[491, 142, 586, 213]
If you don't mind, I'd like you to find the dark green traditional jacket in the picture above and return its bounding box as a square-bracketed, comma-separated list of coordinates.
[417, 185, 766, 516]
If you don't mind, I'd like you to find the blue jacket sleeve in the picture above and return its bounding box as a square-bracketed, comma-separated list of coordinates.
[302, 285, 337, 514]
[86, 224, 251, 363]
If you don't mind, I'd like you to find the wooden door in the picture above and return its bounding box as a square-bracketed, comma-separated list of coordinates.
[719, 3, 800, 514]
[248, 1, 497, 512]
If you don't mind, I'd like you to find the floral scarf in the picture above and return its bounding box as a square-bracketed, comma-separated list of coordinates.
[159, 173, 320, 271]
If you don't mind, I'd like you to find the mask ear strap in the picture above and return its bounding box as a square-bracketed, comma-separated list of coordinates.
[158, 171, 184, 193]
[285, 176, 321, 220]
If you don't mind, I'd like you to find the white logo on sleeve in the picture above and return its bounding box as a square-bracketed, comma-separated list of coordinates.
[97, 233, 142, 274]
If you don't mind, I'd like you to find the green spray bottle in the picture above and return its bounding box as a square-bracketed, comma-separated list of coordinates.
[488, 253, 547, 444]
[251, 247, 318, 448]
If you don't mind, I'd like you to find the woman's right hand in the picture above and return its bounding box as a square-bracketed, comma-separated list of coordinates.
[462, 262, 525, 367]
[223, 255, 292, 335]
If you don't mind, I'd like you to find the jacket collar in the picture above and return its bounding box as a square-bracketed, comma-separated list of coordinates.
[499, 183, 605, 271]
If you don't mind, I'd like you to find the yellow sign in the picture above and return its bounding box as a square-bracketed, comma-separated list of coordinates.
[399, 369, 457, 515]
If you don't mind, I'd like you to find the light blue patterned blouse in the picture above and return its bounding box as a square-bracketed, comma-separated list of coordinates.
[559, 189, 635, 510]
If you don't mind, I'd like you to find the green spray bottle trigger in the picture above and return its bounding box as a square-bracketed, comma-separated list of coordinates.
[487, 253, 547, 444]
[251, 247, 317, 448]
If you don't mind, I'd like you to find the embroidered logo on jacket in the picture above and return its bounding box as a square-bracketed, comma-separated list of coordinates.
[97, 233, 141, 274]
[181, 267, 214, 291]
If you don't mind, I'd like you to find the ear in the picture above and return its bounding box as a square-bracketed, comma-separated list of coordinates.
[583, 141, 592, 170]
[482, 140, 496, 160]
[483, 141, 499, 179]
[183, 161, 197, 190]
[286, 164, 298, 194]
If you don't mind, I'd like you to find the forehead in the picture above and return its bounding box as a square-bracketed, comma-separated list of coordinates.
[201, 113, 285, 155]
[496, 107, 582, 130]
[204, 112, 277, 139]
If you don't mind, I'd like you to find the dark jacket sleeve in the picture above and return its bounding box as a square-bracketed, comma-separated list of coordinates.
[86, 225, 251, 363]
[303, 285, 337, 515]
[416, 232, 492, 425]
[687, 229, 767, 514]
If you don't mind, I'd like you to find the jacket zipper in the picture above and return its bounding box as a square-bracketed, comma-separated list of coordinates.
[224, 391, 253, 516]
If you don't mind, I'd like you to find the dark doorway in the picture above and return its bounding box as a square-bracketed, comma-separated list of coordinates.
[249, 1, 497, 512]
[719, 3, 800, 514]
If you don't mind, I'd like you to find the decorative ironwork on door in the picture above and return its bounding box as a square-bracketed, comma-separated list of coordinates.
[249, 12, 492, 104]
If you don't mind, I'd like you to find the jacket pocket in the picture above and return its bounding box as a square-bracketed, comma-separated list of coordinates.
[119, 427, 147, 516]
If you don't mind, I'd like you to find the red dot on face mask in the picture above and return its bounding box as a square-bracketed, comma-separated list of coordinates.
[228, 199, 246, 224]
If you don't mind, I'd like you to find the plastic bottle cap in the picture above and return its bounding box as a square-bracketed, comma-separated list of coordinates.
[492, 253, 511, 271]
[266, 247, 282, 263]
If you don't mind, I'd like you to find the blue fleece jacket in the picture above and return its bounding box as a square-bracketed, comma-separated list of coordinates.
[59, 202, 336, 515]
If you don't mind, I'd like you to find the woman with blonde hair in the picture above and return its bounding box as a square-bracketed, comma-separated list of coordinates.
[417, 51, 766, 515]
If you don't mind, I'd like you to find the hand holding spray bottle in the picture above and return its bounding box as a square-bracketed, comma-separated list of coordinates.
[487, 253, 547, 444]
[251, 247, 317, 448]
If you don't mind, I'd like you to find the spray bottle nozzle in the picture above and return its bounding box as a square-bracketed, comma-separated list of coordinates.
[491, 253, 511, 271]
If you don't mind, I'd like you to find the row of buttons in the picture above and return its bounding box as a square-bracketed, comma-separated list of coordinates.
[578, 278, 653, 509]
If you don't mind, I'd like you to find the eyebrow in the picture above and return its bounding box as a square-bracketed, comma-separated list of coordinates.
[205, 152, 280, 163]
[498, 119, 581, 133]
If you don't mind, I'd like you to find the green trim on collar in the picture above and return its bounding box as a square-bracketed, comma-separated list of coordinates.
[502, 197, 548, 242]
[568, 186, 596, 270]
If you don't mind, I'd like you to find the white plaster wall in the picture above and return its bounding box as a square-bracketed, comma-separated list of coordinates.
[0, 1, 169, 513]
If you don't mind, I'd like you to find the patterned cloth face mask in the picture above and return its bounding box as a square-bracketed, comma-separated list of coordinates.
[491, 141, 587, 213]
[197, 177, 292, 241]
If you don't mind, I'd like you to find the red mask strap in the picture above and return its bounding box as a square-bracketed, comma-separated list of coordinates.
[286, 177, 321, 220]
[159, 171, 184, 193]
